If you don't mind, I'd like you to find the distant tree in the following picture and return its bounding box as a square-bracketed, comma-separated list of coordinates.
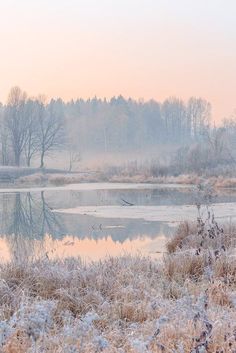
[0, 122, 11, 165]
[161, 97, 187, 143]
[205, 128, 226, 159]
[68, 147, 81, 172]
[24, 99, 39, 167]
[187, 97, 211, 139]
[5, 87, 28, 166]
[0, 105, 11, 165]
[223, 116, 236, 149]
[36, 99, 64, 168]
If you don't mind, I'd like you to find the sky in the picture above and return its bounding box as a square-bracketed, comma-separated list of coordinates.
[0, 0, 236, 121]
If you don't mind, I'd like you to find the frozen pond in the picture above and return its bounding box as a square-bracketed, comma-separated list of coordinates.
[0, 183, 236, 262]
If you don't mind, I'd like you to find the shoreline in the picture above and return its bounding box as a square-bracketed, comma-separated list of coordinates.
[0, 171, 235, 190]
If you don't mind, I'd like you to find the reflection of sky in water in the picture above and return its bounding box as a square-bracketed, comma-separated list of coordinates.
[0, 184, 235, 262]
[0, 234, 167, 263]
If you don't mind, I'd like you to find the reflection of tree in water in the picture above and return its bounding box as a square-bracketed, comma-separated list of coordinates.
[6, 191, 64, 262]
[39, 192, 64, 238]
[0, 188, 180, 262]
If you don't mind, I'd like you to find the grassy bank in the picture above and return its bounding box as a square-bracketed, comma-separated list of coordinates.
[16, 170, 236, 189]
[1, 216, 236, 352]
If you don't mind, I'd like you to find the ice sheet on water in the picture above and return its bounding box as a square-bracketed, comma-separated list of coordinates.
[0, 182, 190, 194]
[54, 202, 236, 223]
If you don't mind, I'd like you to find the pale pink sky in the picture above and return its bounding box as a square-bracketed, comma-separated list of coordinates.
[0, 0, 236, 121]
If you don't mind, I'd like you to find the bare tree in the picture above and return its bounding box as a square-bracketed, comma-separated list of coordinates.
[36, 99, 64, 168]
[187, 97, 211, 139]
[223, 116, 236, 155]
[0, 124, 10, 165]
[5, 87, 28, 166]
[0, 105, 11, 165]
[66, 140, 81, 172]
[24, 99, 39, 166]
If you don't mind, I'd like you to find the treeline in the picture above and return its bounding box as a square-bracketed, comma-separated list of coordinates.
[65, 95, 211, 152]
[0, 87, 235, 170]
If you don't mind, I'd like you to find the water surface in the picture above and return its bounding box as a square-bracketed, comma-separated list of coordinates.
[0, 183, 235, 262]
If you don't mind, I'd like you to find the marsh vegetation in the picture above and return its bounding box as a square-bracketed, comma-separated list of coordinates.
[1, 208, 236, 352]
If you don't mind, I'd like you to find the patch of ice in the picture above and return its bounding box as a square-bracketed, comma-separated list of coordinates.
[53, 203, 236, 223]
[0, 182, 191, 194]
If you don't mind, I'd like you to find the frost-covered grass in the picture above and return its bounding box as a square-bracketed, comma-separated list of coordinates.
[1, 219, 236, 352]
[17, 170, 199, 186]
[17, 170, 236, 190]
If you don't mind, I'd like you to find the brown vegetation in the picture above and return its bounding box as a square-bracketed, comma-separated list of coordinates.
[1, 215, 236, 352]
[16, 167, 236, 189]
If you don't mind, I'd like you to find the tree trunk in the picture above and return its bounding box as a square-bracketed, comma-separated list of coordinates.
[26, 151, 31, 167]
[40, 151, 44, 168]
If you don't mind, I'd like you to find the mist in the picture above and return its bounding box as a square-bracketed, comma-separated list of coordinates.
[0, 88, 235, 180]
